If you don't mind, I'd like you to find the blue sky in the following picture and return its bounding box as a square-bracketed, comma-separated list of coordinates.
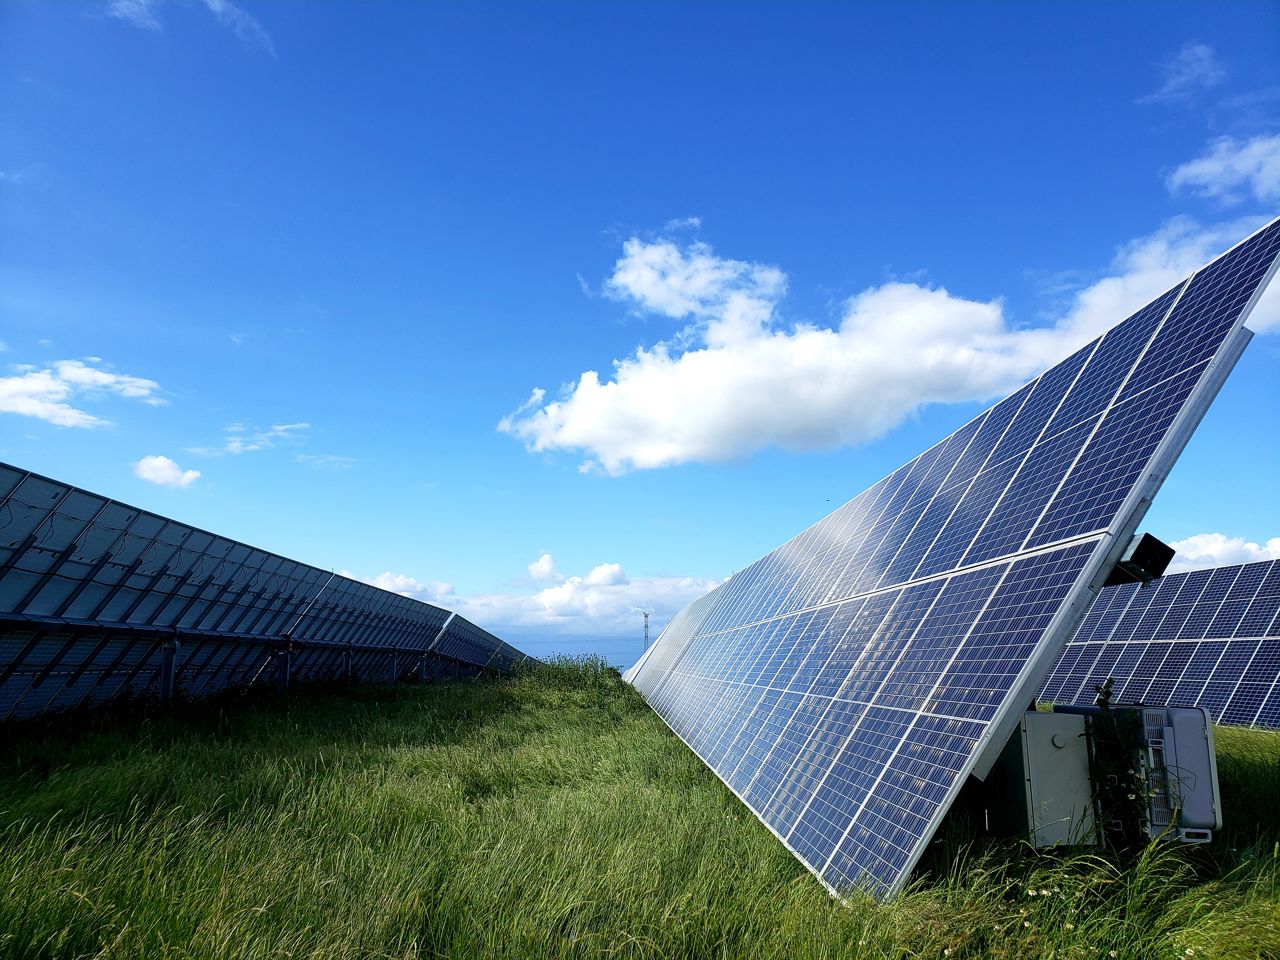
[2, 1, 1278, 666]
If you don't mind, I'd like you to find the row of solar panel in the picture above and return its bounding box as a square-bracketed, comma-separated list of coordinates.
[627, 216, 1280, 897]
[0, 465, 459, 649]
[1040, 558, 1280, 727]
[0, 461, 531, 720]
[0, 623, 501, 722]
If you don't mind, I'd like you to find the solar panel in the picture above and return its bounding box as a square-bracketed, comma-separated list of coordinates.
[625, 217, 1280, 899]
[0, 462, 533, 720]
[1040, 559, 1280, 727]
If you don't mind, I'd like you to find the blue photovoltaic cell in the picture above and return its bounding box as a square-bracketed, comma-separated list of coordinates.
[1040, 559, 1280, 728]
[0, 463, 534, 720]
[626, 217, 1280, 899]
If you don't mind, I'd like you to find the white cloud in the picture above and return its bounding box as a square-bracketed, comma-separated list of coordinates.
[106, 0, 273, 54]
[0, 358, 164, 428]
[1166, 533, 1280, 573]
[1137, 41, 1226, 105]
[133, 454, 200, 488]
[604, 237, 786, 346]
[501, 215, 1275, 474]
[528, 552, 562, 582]
[341, 570, 457, 602]
[1250, 271, 1280, 334]
[1167, 134, 1280, 206]
[346, 555, 720, 638]
[464, 566, 717, 634]
[193, 421, 310, 455]
[584, 561, 627, 586]
[199, 0, 274, 55]
[295, 453, 356, 468]
[106, 0, 161, 30]
[1064, 215, 1278, 333]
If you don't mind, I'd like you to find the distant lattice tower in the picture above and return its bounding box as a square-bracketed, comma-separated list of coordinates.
[643, 611, 650, 648]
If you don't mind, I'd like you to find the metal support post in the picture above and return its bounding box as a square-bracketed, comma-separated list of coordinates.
[275, 635, 293, 696]
[159, 634, 179, 706]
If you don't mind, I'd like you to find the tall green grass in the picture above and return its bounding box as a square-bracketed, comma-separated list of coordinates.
[1, 658, 1277, 959]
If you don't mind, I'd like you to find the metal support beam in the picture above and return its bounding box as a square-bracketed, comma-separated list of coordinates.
[159, 635, 179, 706]
[274, 635, 293, 696]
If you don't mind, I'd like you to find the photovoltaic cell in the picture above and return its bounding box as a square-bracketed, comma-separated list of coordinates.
[1041, 559, 1280, 728]
[625, 217, 1280, 899]
[0, 463, 534, 720]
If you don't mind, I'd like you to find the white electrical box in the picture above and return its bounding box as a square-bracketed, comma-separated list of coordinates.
[1136, 705, 1222, 842]
[1021, 711, 1095, 846]
[986, 704, 1222, 848]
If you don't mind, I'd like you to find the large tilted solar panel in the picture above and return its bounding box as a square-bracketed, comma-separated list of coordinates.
[625, 217, 1280, 899]
[0, 462, 531, 720]
[1040, 559, 1280, 728]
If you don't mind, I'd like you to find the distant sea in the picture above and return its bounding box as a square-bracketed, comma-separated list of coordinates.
[502, 634, 646, 671]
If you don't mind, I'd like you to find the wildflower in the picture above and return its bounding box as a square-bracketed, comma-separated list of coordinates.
[1110, 952, 1118, 958]
[1185, 950, 1195, 957]
[1023, 921, 1031, 928]
[1028, 888, 1037, 896]
[944, 951, 951, 957]
[1127, 793, 1137, 800]
[1065, 923, 1075, 931]
[1039, 888, 1050, 896]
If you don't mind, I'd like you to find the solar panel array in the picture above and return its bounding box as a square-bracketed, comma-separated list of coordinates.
[625, 216, 1280, 899]
[0, 462, 532, 721]
[1040, 559, 1280, 728]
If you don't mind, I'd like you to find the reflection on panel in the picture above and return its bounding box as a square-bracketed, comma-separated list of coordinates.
[0, 463, 534, 721]
[625, 217, 1280, 899]
[1040, 559, 1280, 727]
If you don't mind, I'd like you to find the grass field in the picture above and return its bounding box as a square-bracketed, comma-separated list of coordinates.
[2, 658, 1278, 959]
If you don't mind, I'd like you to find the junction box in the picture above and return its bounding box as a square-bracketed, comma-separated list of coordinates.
[984, 704, 1222, 847]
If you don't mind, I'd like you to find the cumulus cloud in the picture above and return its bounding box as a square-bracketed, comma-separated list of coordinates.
[348, 554, 720, 637]
[341, 570, 457, 602]
[1137, 41, 1226, 105]
[1166, 533, 1280, 573]
[0, 358, 164, 428]
[1167, 134, 1280, 206]
[133, 454, 200, 488]
[191, 422, 310, 455]
[106, 0, 273, 53]
[604, 237, 786, 346]
[528, 553, 562, 582]
[584, 562, 627, 586]
[501, 215, 1275, 474]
